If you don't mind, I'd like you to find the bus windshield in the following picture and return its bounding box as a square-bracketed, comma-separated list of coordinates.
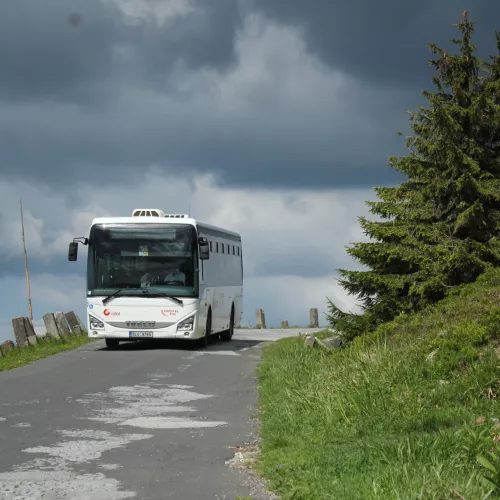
[87, 223, 198, 298]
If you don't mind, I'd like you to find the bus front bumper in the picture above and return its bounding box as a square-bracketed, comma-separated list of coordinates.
[88, 325, 204, 341]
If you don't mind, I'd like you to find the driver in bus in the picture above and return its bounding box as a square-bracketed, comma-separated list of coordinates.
[162, 261, 186, 285]
[140, 261, 186, 288]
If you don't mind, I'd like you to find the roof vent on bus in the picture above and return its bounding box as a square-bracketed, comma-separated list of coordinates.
[132, 208, 165, 217]
[164, 214, 189, 219]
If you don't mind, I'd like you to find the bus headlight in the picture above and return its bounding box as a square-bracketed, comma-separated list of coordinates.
[177, 315, 194, 331]
[89, 315, 105, 330]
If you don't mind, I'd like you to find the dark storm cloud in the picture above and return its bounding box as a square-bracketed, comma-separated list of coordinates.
[0, 75, 410, 189]
[0, 0, 498, 190]
[0, 112, 406, 190]
[0, 0, 114, 102]
[0, 0, 241, 103]
[251, 0, 500, 89]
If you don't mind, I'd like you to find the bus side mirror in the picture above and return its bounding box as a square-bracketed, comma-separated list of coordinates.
[199, 237, 209, 260]
[68, 242, 78, 262]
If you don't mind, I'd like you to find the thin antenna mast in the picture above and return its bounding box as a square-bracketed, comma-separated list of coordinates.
[20, 199, 33, 326]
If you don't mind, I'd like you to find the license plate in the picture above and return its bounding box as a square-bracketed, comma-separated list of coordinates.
[129, 331, 154, 338]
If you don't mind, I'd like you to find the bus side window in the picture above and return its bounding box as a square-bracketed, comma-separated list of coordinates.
[209, 241, 213, 252]
[216, 242, 219, 253]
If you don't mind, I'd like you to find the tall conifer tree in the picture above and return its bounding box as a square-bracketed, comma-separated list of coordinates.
[327, 12, 500, 339]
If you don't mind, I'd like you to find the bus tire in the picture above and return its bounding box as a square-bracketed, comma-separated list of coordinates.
[200, 310, 211, 348]
[105, 338, 119, 349]
[220, 306, 234, 342]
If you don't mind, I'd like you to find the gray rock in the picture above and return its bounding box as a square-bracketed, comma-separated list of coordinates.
[11, 316, 28, 348]
[1, 340, 15, 354]
[25, 318, 36, 338]
[43, 313, 61, 339]
[321, 336, 343, 349]
[225, 449, 259, 469]
[27, 335, 38, 346]
[255, 309, 266, 329]
[309, 308, 319, 328]
[304, 335, 316, 348]
[64, 310, 80, 334]
[54, 312, 70, 337]
[75, 314, 87, 334]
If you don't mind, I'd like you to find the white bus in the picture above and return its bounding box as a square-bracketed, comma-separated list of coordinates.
[68, 209, 243, 349]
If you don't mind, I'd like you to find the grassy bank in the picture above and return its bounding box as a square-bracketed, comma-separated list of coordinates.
[0, 334, 95, 372]
[257, 269, 500, 499]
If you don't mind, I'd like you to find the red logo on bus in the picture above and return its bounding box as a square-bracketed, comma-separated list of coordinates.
[103, 309, 120, 317]
[161, 309, 177, 317]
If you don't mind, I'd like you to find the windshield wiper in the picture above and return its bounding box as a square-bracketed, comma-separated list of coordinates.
[102, 289, 184, 306]
[102, 289, 125, 305]
[138, 290, 184, 305]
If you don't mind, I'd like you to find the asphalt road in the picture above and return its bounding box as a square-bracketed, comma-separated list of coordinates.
[0, 328, 322, 500]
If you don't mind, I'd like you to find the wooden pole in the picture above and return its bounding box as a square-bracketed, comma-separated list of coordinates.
[20, 199, 33, 326]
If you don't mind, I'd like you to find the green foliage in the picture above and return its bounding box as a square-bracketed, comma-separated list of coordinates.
[257, 267, 500, 499]
[477, 450, 500, 493]
[327, 12, 500, 340]
[324, 300, 376, 342]
[430, 322, 489, 377]
[482, 307, 500, 339]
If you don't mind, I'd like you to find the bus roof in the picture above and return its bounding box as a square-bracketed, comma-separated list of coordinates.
[90, 216, 241, 239]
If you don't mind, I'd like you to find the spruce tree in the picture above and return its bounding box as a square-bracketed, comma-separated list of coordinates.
[327, 12, 500, 340]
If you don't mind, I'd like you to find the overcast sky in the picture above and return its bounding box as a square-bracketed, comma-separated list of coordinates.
[1, 0, 499, 341]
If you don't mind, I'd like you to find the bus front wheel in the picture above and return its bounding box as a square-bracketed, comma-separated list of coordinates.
[105, 338, 119, 349]
[200, 310, 211, 348]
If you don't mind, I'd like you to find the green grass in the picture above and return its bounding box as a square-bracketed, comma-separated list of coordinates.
[236, 325, 326, 330]
[0, 334, 96, 372]
[256, 268, 500, 499]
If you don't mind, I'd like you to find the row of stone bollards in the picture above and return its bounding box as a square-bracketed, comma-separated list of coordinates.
[255, 308, 320, 329]
[1, 311, 88, 356]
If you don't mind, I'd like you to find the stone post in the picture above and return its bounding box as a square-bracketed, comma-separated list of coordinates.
[309, 308, 319, 328]
[24, 318, 38, 346]
[64, 311, 80, 334]
[280, 320, 289, 329]
[43, 313, 61, 339]
[54, 312, 70, 337]
[75, 314, 87, 334]
[11, 316, 28, 348]
[255, 309, 266, 329]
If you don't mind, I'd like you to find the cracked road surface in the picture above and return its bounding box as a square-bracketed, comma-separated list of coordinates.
[0, 329, 321, 499]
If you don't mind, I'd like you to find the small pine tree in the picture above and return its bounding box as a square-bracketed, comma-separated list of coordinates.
[327, 12, 500, 340]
